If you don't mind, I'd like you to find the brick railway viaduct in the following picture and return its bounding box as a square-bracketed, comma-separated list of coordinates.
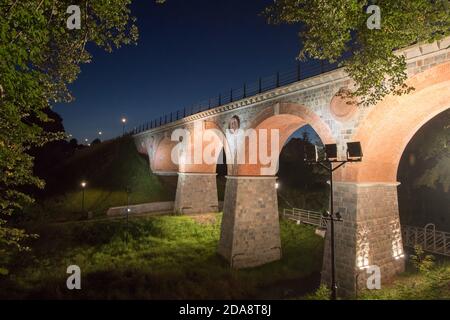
[133, 38, 450, 295]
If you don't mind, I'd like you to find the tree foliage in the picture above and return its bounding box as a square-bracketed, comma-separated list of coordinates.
[0, 0, 139, 274]
[265, 0, 450, 106]
[413, 110, 450, 192]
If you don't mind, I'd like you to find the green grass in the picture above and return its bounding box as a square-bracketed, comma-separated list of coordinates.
[0, 215, 324, 300]
[23, 137, 173, 223]
[359, 262, 450, 300]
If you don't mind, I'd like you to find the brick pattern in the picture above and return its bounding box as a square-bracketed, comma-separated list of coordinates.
[174, 173, 219, 214]
[321, 182, 405, 297]
[218, 177, 281, 268]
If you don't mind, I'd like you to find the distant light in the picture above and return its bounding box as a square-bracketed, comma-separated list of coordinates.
[84, 138, 88, 142]
[88, 144, 91, 147]
[121, 118, 127, 124]
[98, 131, 102, 135]
[275, 182, 279, 189]
[127, 208, 131, 213]
[81, 181, 87, 188]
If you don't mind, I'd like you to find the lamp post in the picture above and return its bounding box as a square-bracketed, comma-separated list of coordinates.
[304, 141, 363, 300]
[121, 117, 127, 136]
[125, 187, 131, 246]
[81, 181, 87, 212]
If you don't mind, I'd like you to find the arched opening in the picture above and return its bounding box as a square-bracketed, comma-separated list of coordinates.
[277, 124, 329, 212]
[216, 148, 228, 205]
[236, 102, 335, 176]
[397, 109, 450, 231]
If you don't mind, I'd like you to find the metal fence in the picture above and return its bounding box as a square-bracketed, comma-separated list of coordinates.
[282, 207, 327, 228]
[131, 59, 342, 135]
[402, 223, 450, 257]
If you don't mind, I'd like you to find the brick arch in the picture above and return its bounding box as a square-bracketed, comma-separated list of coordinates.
[338, 62, 450, 183]
[152, 136, 179, 174]
[236, 102, 335, 176]
[179, 120, 231, 174]
[248, 102, 335, 144]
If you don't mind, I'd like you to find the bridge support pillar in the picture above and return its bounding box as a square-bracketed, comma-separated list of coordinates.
[218, 176, 281, 268]
[174, 173, 219, 214]
[321, 182, 405, 297]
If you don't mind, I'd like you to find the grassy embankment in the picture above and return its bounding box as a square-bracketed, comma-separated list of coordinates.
[23, 137, 173, 223]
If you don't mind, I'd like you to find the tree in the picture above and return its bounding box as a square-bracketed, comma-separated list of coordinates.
[412, 110, 450, 192]
[265, 0, 450, 106]
[0, 0, 140, 275]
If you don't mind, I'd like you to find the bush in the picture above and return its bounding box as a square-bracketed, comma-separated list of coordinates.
[410, 245, 435, 274]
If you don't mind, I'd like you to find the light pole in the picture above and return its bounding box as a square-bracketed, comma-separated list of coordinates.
[304, 142, 363, 300]
[81, 181, 87, 212]
[121, 117, 127, 136]
[125, 187, 131, 246]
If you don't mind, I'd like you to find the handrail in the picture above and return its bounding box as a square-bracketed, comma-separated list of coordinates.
[282, 207, 327, 228]
[402, 224, 450, 257]
[131, 59, 342, 135]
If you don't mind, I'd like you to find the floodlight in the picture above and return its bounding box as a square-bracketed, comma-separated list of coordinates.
[347, 142, 363, 159]
[325, 144, 338, 160]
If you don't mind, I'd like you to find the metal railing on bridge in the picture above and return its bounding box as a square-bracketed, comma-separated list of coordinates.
[131, 59, 342, 135]
[282, 207, 327, 228]
[402, 223, 450, 257]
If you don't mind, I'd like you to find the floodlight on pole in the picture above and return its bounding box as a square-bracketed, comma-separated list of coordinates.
[303, 141, 363, 300]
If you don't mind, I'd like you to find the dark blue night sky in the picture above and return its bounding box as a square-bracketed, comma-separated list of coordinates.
[55, 0, 319, 143]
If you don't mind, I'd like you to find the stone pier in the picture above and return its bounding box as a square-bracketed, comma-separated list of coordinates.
[321, 182, 406, 297]
[218, 176, 282, 268]
[174, 173, 219, 214]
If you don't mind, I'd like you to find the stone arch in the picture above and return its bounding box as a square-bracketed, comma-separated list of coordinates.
[236, 102, 335, 176]
[337, 62, 450, 183]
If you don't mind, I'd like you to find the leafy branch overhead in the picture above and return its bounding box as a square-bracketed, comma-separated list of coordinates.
[0, 0, 140, 272]
[265, 0, 450, 106]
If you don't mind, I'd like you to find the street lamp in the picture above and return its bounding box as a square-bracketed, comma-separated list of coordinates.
[125, 187, 131, 246]
[304, 141, 363, 300]
[80, 181, 87, 212]
[98, 131, 103, 136]
[121, 117, 127, 136]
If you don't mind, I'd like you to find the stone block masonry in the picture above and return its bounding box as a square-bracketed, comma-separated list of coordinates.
[174, 173, 219, 214]
[321, 182, 405, 297]
[218, 176, 281, 268]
